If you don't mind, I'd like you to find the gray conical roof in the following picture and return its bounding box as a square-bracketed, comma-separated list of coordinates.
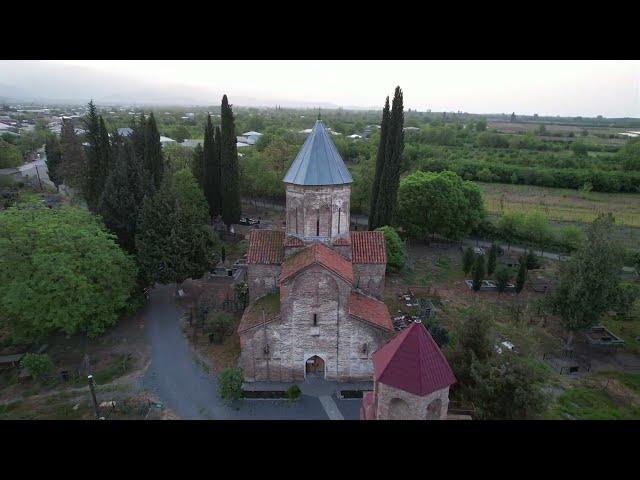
[283, 120, 353, 186]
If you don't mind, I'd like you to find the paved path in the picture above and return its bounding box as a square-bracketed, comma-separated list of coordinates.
[140, 284, 361, 420]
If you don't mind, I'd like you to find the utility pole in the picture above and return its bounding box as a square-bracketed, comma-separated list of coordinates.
[87, 375, 102, 420]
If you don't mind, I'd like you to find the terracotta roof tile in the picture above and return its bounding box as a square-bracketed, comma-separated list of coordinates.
[351, 231, 386, 264]
[372, 322, 456, 397]
[349, 292, 394, 331]
[280, 242, 353, 284]
[247, 230, 284, 264]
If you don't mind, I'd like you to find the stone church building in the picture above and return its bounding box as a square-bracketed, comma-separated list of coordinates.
[238, 119, 394, 382]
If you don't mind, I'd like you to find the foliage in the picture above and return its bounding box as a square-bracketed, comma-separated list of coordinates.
[143, 112, 164, 189]
[82, 101, 112, 212]
[234, 282, 249, 309]
[375, 226, 406, 272]
[515, 258, 527, 293]
[525, 249, 541, 270]
[369, 96, 390, 230]
[471, 254, 485, 291]
[202, 114, 221, 217]
[397, 170, 485, 241]
[206, 311, 234, 344]
[0, 204, 137, 342]
[136, 169, 220, 285]
[547, 214, 627, 347]
[0, 138, 22, 168]
[44, 135, 63, 188]
[59, 118, 87, 192]
[425, 316, 450, 347]
[611, 283, 640, 320]
[20, 353, 54, 382]
[218, 366, 244, 402]
[487, 243, 498, 275]
[220, 95, 242, 226]
[286, 384, 302, 402]
[495, 265, 511, 292]
[462, 247, 475, 274]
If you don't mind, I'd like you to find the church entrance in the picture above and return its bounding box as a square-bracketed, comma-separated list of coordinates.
[305, 355, 325, 378]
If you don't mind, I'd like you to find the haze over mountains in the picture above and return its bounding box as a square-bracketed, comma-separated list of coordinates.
[0, 61, 357, 109]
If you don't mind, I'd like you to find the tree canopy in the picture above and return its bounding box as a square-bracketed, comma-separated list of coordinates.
[375, 226, 406, 273]
[0, 204, 137, 343]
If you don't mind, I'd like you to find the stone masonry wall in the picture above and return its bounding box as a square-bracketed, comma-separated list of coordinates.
[285, 184, 350, 241]
[353, 263, 386, 300]
[247, 264, 281, 301]
[374, 381, 450, 420]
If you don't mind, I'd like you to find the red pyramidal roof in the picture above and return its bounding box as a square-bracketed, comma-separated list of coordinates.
[372, 321, 456, 397]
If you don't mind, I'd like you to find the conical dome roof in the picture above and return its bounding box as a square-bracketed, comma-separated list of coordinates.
[283, 120, 353, 186]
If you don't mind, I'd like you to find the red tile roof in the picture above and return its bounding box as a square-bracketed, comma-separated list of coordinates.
[280, 242, 353, 284]
[349, 292, 394, 331]
[284, 235, 305, 247]
[247, 230, 285, 264]
[372, 321, 456, 397]
[351, 231, 386, 264]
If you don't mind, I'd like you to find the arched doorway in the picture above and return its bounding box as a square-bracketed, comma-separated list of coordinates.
[305, 355, 325, 378]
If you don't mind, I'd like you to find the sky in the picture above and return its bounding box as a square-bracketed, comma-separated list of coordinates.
[1, 60, 639, 117]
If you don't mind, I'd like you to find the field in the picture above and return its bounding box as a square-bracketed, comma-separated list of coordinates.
[478, 181, 640, 229]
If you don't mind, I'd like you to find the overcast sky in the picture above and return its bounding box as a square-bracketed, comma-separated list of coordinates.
[2, 60, 639, 117]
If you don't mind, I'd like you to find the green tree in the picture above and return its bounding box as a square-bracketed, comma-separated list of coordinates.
[369, 96, 390, 230]
[548, 214, 627, 350]
[202, 114, 221, 217]
[44, 136, 63, 189]
[20, 353, 55, 383]
[191, 142, 205, 190]
[375, 226, 406, 273]
[494, 265, 511, 293]
[621, 139, 640, 171]
[522, 210, 553, 255]
[571, 142, 589, 157]
[472, 254, 485, 291]
[0, 204, 137, 343]
[218, 366, 244, 402]
[82, 100, 111, 212]
[475, 119, 487, 132]
[397, 170, 485, 241]
[59, 118, 87, 192]
[144, 112, 164, 189]
[515, 257, 527, 293]
[220, 96, 242, 227]
[497, 213, 524, 251]
[463, 247, 475, 275]
[206, 311, 234, 344]
[525, 249, 541, 270]
[0, 138, 22, 168]
[487, 243, 498, 276]
[136, 169, 220, 287]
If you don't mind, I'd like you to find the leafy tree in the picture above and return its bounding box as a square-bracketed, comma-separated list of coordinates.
[522, 210, 553, 255]
[497, 212, 524, 251]
[495, 265, 511, 293]
[547, 214, 626, 350]
[621, 139, 640, 171]
[0, 204, 137, 343]
[487, 243, 498, 275]
[425, 316, 450, 347]
[20, 353, 54, 383]
[470, 353, 548, 419]
[0, 138, 22, 168]
[206, 311, 234, 344]
[475, 119, 487, 132]
[462, 247, 475, 275]
[472, 254, 485, 291]
[571, 142, 589, 157]
[220, 96, 241, 226]
[44, 136, 63, 189]
[558, 225, 585, 253]
[369, 96, 390, 230]
[515, 257, 527, 293]
[525, 249, 541, 270]
[169, 125, 190, 143]
[136, 169, 220, 287]
[375, 226, 406, 272]
[611, 283, 640, 320]
[218, 366, 243, 402]
[397, 170, 485, 241]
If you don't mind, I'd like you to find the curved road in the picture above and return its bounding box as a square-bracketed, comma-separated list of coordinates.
[140, 284, 354, 420]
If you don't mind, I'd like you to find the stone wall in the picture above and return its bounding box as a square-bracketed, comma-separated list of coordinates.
[285, 184, 350, 241]
[353, 263, 386, 300]
[240, 264, 391, 382]
[247, 264, 281, 301]
[374, 381, 450, 420]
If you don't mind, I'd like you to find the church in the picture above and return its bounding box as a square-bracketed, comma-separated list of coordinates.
[238, 119, 395, 382]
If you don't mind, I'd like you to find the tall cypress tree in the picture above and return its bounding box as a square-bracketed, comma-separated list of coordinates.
[375, 86, 404, 227]
[369, 96, 390, 230]
[98, 134, 152, 252]
[220, 95, 241, 227]
[59, 118, 87, 192]
[98, 116, 112, 178]
[45, 135, 63, 190]
[192, 142, 205, 190]
[144, 112, 164, 189]
[202, 114, 220, 217]
[83, 100, 104, 211]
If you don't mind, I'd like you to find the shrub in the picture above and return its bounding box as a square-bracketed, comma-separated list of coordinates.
[286, 384, 302, 402]
[425, 317, 450, 347]
[218, 367, 244, 402]
[376, 226, 407, 273]
[20, 353, 54, 382]
[472, 255, 485, 291]
[494, 266, 511, 293]
[525, 249, 541, 270]
[206, 311, 234, 344]
[463, 247, 475, 274]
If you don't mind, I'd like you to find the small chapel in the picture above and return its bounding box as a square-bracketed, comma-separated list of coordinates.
[238, 119, 395, 382]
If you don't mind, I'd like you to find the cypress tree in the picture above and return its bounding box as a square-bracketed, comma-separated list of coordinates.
[45, 135, 63, 190]
[220, 95, 241, 227]
[59, 118, 87, 192]
[203, 114, 221, 217]
[472, 254, 486, 291]
[487, 243, 498, 276]
[369, 96, 390, 230]
[98, 116, 112, 177]
[144, 112, 164, 189]
[463, 246, 475, 275]
[192, 142, 205, 190]
[131, 113, 146, 163]
[515, 257, 527, 293]
[83, 100, 104, 211]
[374, 86, 404, 227]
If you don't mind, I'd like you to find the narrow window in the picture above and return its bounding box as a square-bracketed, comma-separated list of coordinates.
[338, 208, 341, 234]
[313, 314, 318, 326]
[316, 217, 320, 236]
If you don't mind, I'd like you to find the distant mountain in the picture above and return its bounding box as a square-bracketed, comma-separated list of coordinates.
[0, 61, 347, 109]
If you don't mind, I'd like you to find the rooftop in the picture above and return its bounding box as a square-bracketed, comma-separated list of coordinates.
[283, 120, 353, 186]
[351, 231, 386, 264]
[247, 230, 285, 265]
[280, 242, 353, 284]
[349, 292, 394, 331]
[238, 292, 281, 333]
[372, 321, 456, 397]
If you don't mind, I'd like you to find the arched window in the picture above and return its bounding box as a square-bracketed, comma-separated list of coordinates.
[426, 399, 443, 420]
[388, 398, 411, 420]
